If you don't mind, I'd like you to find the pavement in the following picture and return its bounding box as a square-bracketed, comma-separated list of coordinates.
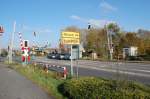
[0, 63, 54, 99]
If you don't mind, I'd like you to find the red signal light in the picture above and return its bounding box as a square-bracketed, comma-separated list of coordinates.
[0, 26, 4, 33]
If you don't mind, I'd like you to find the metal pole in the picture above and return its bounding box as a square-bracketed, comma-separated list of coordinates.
[9, 21, 16, 63]
[106, 27, 111, 60]
[76, 60, 78, 78]
[110, 31, 113, 60]
[76, 45, 80, 78]
[71, 45, 73, 76]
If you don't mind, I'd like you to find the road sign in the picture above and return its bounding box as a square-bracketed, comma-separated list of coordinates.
[61, 32, 79, 38]
[61, 38, 80, 45]
[61, 32, 80, 45]
[61, 31, 80, 77]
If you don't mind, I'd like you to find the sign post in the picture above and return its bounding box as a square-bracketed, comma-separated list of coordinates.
[70, 45, 73, 76]
[61, 32, 80, 77]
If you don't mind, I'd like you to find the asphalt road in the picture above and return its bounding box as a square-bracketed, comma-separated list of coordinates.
[35, 57, 150, 85]
[0, 63, 54, 99]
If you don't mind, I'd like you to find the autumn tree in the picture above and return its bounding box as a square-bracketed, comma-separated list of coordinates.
[85, 28, 107, 58]
[138, 29, 150, 55]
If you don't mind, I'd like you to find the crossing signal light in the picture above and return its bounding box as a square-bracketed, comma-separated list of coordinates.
[23, 40, 29, 48]
[0, 26, 4, 33]
[88, 23, 91, 30]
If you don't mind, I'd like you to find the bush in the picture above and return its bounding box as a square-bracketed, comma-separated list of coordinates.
[0, 49, 8, 57]
[60, 77, 150, 99]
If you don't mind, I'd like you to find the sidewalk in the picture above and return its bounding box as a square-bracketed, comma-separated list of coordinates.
[0, 63, 54, 99]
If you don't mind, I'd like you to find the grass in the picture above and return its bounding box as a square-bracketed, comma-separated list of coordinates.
[6, 62, 66, 99]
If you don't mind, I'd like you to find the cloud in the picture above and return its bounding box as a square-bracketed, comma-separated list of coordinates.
[70, 15, 81, 20]
[70, 15, 87, 23]
[21, 25, 52, 34]
[70, 15, 115, 28]
[100, 1, 117, 13]
[88, 19, 114, 28]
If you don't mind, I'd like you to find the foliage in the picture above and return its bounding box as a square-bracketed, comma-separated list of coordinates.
[0, 49, 8, 57]
[60, 77, 150, 99]
[85, 28, 107, 58]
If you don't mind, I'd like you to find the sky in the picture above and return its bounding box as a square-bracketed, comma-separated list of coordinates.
[0, 0, 150, 48]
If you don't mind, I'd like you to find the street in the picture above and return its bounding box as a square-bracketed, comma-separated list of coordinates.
[35, 57, 150, 85]
[0, 63, 54, 99]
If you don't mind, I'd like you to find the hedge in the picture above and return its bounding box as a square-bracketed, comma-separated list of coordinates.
[60, 77, 150, 99]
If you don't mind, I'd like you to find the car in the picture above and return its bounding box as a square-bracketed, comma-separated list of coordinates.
[64, 53, 71, 60]
[57, 53, 71, 60]
[57, 53, 65, 60]
[47, 53, 59, 59]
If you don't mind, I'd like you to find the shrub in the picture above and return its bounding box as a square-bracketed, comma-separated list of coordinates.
[60, 77, 150, 99]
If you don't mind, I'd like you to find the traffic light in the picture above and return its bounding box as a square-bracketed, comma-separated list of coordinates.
[23, 40, 29, 48]
[0, 26, 4, 33]
[88, 23, 91, 30]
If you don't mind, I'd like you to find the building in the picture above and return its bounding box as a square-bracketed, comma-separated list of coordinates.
[123, 46, 138, 59]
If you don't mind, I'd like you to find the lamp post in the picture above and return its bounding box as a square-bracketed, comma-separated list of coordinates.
[8, 21, 16, 63]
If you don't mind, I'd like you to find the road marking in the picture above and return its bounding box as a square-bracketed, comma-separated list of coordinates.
[81, 66, 150, 78]
[131, 69, 150, 73]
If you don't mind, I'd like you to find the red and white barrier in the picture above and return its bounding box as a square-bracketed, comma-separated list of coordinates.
[33, 62, 67, 79]
[63, 67, 67, 79]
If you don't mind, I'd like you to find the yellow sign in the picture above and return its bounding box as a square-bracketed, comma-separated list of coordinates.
[61, 38, 80, 45]
[61, 32, 79, 39]
[61, 32, 80, 45]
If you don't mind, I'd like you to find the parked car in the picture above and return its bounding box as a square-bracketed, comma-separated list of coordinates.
[64, 53, 71, 60]
[58, 53, 72, 60]
[58, 53, 65, 60]
[47, 53, 59, 59]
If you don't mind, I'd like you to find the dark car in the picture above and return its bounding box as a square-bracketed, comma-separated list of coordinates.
[47, 53, 59, 59]
[57, 53, 71, 60]
[57, 53, 65, 60]
[64, 53, 71, 60]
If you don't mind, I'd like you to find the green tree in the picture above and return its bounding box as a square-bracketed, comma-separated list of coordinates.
[0, 49, 8, 57]
[85, 28, 107, 58]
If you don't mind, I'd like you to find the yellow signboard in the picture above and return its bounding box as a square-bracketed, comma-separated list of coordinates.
[61, 38, 80, 45]
[61, 32, 80, 39]
[61, 32, 80, 45]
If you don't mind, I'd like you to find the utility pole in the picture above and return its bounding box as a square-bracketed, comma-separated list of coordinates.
[106, 25, 113, 60]
[106, 26, 111, 60]
[9, 21, 16, 63]
[109, 30, 113, 60]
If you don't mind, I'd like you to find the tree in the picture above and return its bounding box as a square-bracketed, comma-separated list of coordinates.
[137, 29, 150, 55]
[85, 28, 107, 58]
[106, 23, 121, 59]
[0, 49, 8, 57]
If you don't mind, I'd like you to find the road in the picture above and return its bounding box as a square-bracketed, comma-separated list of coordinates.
[35, 57, 150, 85]
[0, 63, 54, 99]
